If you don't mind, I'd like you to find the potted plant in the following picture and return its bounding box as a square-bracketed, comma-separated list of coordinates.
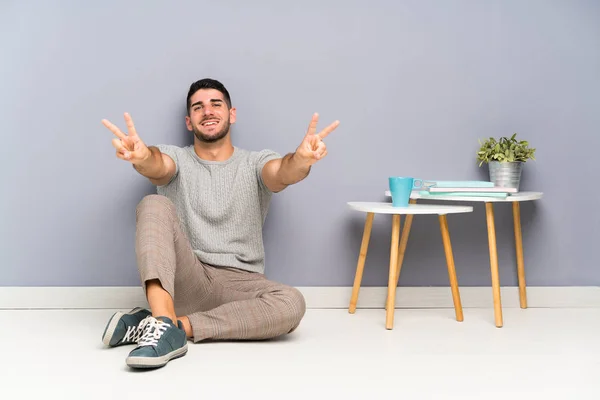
[476, 133, 536, 190]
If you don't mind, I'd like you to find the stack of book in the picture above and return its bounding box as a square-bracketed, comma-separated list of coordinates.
[417, 181, 517, 199]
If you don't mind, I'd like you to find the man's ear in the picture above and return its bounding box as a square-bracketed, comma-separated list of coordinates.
[185, 115, 193, 131]
[229, 107, 237, 124]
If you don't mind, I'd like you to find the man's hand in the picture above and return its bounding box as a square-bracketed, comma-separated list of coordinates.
[294, 113, 340, 167]
[101, 112, 176, 185]
[102, 112, 151, 164]
[261, 113, 340, 193]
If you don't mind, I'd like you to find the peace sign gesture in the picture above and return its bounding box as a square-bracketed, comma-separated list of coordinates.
[295, 113, 340, 166]
[101, 112, 151, 164]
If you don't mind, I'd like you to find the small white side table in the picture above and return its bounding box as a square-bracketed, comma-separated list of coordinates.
[384, 191, 544, 328]
[347, 202, 473, 330]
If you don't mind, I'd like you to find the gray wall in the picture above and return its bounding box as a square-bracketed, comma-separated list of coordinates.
[1, 0, 598, 287]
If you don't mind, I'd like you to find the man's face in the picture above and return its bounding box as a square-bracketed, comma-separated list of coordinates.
[186, 89, 236, 143]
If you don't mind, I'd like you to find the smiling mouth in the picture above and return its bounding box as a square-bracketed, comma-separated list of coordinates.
[201, 120, 219, 127]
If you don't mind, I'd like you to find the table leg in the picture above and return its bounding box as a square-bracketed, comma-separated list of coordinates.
[385, 199, 416, 310]
[349, 212, 375, 314]
[438, 214, 464, 322]
[485, 203, 503, 328]
[386, 214, 401, 329]
[395, 199, 417, 285]
[513, 202, 527, 309]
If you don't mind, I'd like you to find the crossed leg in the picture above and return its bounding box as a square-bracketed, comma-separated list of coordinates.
[136, 194, 306, 342]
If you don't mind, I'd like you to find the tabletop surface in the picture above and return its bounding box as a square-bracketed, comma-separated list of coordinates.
[384, 190, 543, 203]
[347, 202, 473, 215]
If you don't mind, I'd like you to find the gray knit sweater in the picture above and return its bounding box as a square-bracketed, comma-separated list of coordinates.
[155, 144, 281, 274]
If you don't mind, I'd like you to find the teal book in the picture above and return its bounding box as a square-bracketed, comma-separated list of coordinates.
[429, 186, 517, 193]
[426, 180, 494, 188]
[419, 191, 508, 198]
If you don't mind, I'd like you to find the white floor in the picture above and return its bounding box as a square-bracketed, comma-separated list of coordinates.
[2, 308, 599, 399]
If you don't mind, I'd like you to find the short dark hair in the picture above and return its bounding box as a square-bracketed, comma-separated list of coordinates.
[186, 78, 232, 114]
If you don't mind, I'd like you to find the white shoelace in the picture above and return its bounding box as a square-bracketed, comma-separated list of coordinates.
[123, 316, 152, 343]
[137, 317, 170, 347]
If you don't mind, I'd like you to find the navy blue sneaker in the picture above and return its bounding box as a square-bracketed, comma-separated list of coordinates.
[102, 307, 152, 347]
[126, 316, 188, 369]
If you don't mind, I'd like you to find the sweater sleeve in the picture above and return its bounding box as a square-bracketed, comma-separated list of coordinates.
[254, 149, 282, 192]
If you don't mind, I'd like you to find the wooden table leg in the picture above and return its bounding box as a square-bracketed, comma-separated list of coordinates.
[513, 202, 527, 309]
[385, 199, 416, 310]
[395, 199, 417, 285]
[439, 214, 464, 322]
[386, 214, 401, 329]
[349, 212, 374, 314]
[485, 203, 503, 327]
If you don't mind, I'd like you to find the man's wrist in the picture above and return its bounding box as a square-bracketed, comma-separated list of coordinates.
[291, 151, 311, 172]
[290, 152, 311, 182]
[133, 146, 153, 167]
[276, 152, 311, 187]
[141, 146, 153, 163]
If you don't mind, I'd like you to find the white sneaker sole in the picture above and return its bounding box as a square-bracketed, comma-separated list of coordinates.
[126, 344, 188, 369]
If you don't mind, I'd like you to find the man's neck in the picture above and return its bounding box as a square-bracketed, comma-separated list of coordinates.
[193, 136, 235, 161]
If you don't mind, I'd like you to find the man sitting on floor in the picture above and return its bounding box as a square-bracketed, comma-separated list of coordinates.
[100, 78, 339, 369]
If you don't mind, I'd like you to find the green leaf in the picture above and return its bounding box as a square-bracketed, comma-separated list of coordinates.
[476, 133, 535, 164]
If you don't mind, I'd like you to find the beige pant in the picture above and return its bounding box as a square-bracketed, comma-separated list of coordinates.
[135, 194, 306, 342]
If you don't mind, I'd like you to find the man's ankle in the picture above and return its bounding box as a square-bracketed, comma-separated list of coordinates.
[177, 316, 193, 338]
[154, 314, 177, 324]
